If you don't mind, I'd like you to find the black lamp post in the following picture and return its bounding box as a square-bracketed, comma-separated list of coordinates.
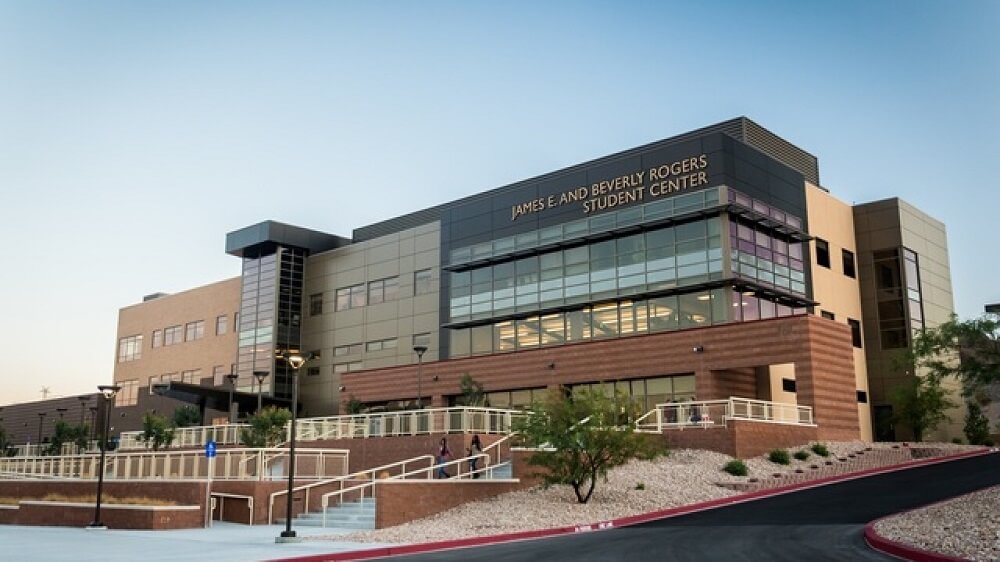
[78, 396, 89, 426]
[277, 353, 307, 543]
[88, 384, 120, 529]
[225, 373, 239, 423]
[253, 371, 269, 414]
[88, 407, 98, 441]
[413, 345, 427, 409]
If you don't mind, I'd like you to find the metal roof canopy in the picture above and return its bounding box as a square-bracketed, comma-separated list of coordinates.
[151, 381, 294, 415]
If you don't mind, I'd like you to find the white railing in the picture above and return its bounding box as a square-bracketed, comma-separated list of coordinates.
[635, 397, 814, 432]
[294, 407, 526, 442]
[0, 447, 349, 482]
[119, 424, 249, 451]
[268, 454, 436, 524]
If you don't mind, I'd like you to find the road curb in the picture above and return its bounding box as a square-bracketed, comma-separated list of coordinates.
[268, 447, 993, 561]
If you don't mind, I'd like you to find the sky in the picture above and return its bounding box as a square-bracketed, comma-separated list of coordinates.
[1, 0, 997, 407]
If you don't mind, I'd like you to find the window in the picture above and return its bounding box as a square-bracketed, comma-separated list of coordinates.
[185, 320, 204, 342]
[333, 361, 362, 374]
[857, 390, 868, 403]
[152, 329, 163, 348]
[306, 366, 320, 377]
[213, 365, 228, 386]
[412, 333, 431, 348]
[117, 335, 143, 362]
[336, 284, 366, 311]
[368, 277, 399, 305]
[815, 239, 830, 268]
[334, 343, 362, 356]
[366, 338, 398, 352]
[848, 318, 863, 348]
[216, 315, 228, 335]
[309, 293, 323, 316]
[115, 380, 139, 407]
[781, 378, 796, 393]
[164, 325, 183, 346]
[842, 249, 856, 278]
[309, 349, 322, 358]
[180, 369, 200, 383]
[414, 269, 433, 295]
[821, 310, 835, 321]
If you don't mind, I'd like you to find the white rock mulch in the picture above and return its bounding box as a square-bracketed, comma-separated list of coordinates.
[308, 441, 983, 552]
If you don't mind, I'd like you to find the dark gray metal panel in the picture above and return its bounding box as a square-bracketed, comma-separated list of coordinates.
[225, 220, 349, 257]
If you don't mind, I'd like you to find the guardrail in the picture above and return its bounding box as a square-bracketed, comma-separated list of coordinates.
[268, 454, 436, 524]
[119, 424, 249, 451]
[635, 397, 814, 432]
[294, 407, 526, 442]
[0, 447, 349, 482]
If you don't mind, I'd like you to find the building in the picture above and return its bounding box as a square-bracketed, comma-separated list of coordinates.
[75, 117, 956, 444]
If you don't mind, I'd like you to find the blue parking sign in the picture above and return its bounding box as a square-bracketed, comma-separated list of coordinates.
[205, 440, 217, 458]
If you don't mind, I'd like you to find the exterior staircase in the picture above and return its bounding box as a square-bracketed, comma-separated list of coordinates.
[488, 461, 513, 479]
[280, 497, 376, 530]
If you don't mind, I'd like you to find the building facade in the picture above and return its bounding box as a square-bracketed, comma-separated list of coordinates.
[84, 117, 958, 444]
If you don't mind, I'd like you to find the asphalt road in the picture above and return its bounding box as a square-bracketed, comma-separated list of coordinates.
[385, 451, 1000, 561]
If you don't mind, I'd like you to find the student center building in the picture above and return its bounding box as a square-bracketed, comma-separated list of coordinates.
[107, 118, 957, 445]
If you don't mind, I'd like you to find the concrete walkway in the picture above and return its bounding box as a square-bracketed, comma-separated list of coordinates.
[0, 521, 399, 561]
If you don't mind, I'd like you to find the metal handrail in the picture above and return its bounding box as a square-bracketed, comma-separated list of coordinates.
[0, 447, 349, 482]
[635, 396, 815, 432]
[293, 406, 527, 442]
[267, 454, 436, 524]
[119, 424, 250, 451]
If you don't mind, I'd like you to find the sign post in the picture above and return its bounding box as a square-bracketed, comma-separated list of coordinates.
[205, 440, 217, 528]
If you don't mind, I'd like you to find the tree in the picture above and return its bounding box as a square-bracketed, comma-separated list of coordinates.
[514, 386, 659, 504]
[458, 373, 486, 407]
[172, 405, 201, 428]
[345, 396, 365, 415]
[910, 313, 1000, 397]
[0, 424, 10, 456]
[963, 401, 994, 446]
[139, 412, 176, 451]
[46, 421, 89, 455]
[890, 375, 956, 442]
[239, 406, 291, 447]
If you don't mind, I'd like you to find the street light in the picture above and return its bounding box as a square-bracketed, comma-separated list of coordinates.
[413, 345, 427, 409]
[78, 396, 89, 426]
[253, 371, 269, 414]
[277, 352, 308, 543]
[225, 373, 239, 423]
[88, 407, 98, 441]
[88, 384, 120, 529]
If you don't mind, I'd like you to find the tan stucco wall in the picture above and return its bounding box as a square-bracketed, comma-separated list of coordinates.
[806, 183, 872, 441]
[113, 278, 241, 393]
[298, 221, 441, 416]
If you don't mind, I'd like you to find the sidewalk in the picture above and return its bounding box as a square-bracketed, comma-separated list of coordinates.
[0, 522, 399, 562]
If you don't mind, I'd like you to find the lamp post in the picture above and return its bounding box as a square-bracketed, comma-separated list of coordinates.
[413, 345, 427, 409]
[88, 384, 120, 529]
[78, 396, 89, 426]
[36, 412, 46, 447]
[253, 371, 269, 414]
[277, 353, 307, 543]
[225, 373, 239, 423]
[88, 407, 98, 441]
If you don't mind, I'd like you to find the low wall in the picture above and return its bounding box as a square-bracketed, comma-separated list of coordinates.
[659, 420, 819, 459]
[375, 479, 522, 529]
[15, 501, 201, 529]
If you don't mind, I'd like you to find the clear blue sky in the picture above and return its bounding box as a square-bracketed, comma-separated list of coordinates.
[1, 0, 997, 406]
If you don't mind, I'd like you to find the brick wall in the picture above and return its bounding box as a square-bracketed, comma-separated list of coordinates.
[659, 420, 819, 459]
[14, 501, 202, 529]
[342, 316, 861, 441]
[375, 480, 522, 529]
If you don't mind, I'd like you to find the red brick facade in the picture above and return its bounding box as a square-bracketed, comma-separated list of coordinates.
[343, 316, 860, 441]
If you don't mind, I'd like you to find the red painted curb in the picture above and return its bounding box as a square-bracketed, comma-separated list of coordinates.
[864, 521, 968, 562]
[268, 447, 993, 562]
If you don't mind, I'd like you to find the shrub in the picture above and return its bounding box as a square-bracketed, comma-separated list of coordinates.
[793, 450, 810, 461]
[634, 482, 645, 490]
[768, 449, 790, 465]
[723, 459, 748, 476]
[240, 406, 292, 447]
[951, 437, 963, 444]
[810, 443, 831, 457]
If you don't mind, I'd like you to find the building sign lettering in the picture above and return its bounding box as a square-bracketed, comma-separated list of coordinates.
[510, 155, 709, 221]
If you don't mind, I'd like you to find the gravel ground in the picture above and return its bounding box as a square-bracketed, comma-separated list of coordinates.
[308, 441, 980, 550]
[874, 484, 1000, 561]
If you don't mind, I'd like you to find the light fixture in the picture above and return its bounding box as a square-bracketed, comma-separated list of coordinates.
[693, 345, 705, 353]
[88, 384, 121, 529]
[697, 294, 711, 301]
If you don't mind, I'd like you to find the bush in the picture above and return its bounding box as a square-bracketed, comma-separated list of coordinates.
[810, 443, 831, 457]
[723, 459, 748, 476]
[964, 402, 993, 446]
[793, 450, 810, 461]
[240, 406, 292, 447]
[634, 482, 645, 490]
[951, 437, 963, 444]
[768, 449, 790, 465]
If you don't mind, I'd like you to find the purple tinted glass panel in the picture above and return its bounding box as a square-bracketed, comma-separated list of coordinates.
[738, 224, 753, 241]
[753, 200, 769, 214]
[759, 299, 776, 319]
[756, 248, 773, 261]
[733, 191, 752, 207]
[776, 304, 791, 317]
[755, 231, 771, 248]
[787, 216, 802, 229]
[773, 239, 787, 255]
[770, 209, 785, 223]
[788, 242, 803, 259]
[730, 221, 738, 236]
[790, 258, 803, 271]
[774, 253, 788, 266]
[738, 240, 755, 253]
[743, 295, 760, 321]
